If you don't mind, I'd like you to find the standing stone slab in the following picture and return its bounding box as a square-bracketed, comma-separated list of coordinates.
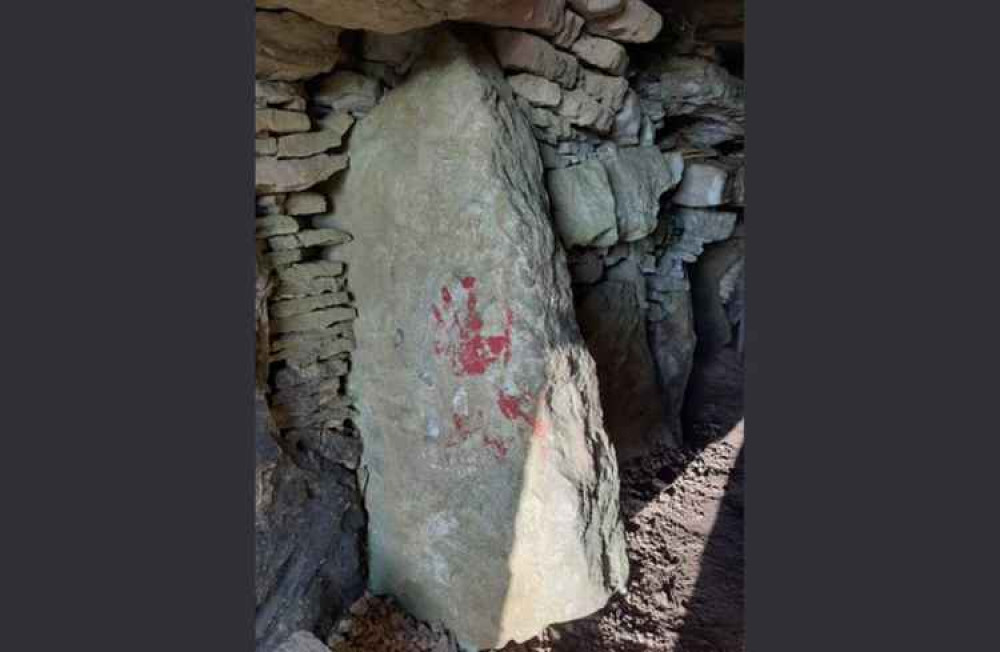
[330, 29, 626, 650]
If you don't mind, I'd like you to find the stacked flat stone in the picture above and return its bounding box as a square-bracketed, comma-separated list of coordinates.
[488, 0, 662, 171]
[255, 78, 363, 457]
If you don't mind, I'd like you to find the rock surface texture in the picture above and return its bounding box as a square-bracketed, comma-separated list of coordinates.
[257, 0, 569, 34]
[327, 29, 627, 650]
[255, 60, 367, 652]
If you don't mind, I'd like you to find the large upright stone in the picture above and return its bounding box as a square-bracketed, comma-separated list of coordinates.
[257, 0, 567, 35]
[255, 11, 342, 81]
[329, 28, 626, 650]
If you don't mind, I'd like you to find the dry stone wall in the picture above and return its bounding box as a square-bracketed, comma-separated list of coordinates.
[479, 4, 745, 457]
[254, 3, 746, 650]
[254, 26, 370, 651]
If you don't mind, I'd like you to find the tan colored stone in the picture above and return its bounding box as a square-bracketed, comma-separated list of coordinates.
[270, 292, 352, 319]
[255, 215, 300, 238]
[567, 0, 625, 18]
[256, 0, 567, 35]
[550, 9, 585, 48]
[256, 108, 310, 135]
[255, 11, 342, 81]
[277, 260, 345, 282]
[508, 73, 562, 107]
[277, 130, 345, 158]
[579, 67, 629, 110]
[490, 29, 579, 88]
[571, 35, 628, 75]
[313, 71, 382, 113]
[255, 154, 349, 193]
[273, 306, 357, 334]
[269, 228, 352, 251]
[285, 192, 328, 215]
[584, 0, 663, 43]
[255, 80, 305, 107]
[256, 137, 278, 156]
[557, 88, 615, 133]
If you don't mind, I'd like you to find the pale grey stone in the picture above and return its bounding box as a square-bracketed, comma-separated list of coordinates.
[328, 29, 626, 650]
[285, 192, 328, 215]
[550, 10, 585, 48]
[256, 137, 278, 156]
[611, 90, 641, 145]
[313, 71, 382, 114]
[255, 80, 305, 107]
[256, 215, 300, 238]
[546, 160, 618, 247]
[557, 88, 615, 133]
[567, 0, 625, 18]
[571, 35, 628, 75]
[579, 67, 629, 111]
[256, 108, 310, 135]
[600, 147, 684, 241]
[673, 161, 729, 207]
[255, 154, 349, 193]
[508, 73, 562, 107]
[584, 0, 663, 43]
[277, 129, 346, 158]
[491, 29, 579, 88]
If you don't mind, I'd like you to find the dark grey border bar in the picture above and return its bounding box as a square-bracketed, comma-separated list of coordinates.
[2, 2, 255, 650]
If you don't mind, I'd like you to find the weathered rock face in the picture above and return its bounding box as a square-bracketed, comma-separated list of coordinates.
[327, 28, 627, 650]
[256, 11, 342, 81]
[576, 281, 669, 459]
[546, 160, 617, 247]
[690, 234, 744, 357]
[600, 145, 684, 242]
[255, 292, 365, 652]
[257, 0, 568, 35]
[584, 0, 663, 43]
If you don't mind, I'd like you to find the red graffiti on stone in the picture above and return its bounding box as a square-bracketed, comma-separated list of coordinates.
[497, 389, 549, 443]
[483, 434, 509, 459]
[431, 277, 513, 377]
[446, 409, 484, 448]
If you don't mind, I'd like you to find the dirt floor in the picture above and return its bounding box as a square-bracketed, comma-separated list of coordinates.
[328, 347, 744, 652]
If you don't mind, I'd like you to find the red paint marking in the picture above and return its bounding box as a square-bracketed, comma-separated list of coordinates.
[498, 388, 549, 443]
[446, 409, 482, 448]
[430, 277, 513, 377]
[497, 390, 534, 427]
[483, 435, 509, 459]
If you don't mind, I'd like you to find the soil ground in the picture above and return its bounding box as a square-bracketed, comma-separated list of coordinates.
[329, 346, 744, 652]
